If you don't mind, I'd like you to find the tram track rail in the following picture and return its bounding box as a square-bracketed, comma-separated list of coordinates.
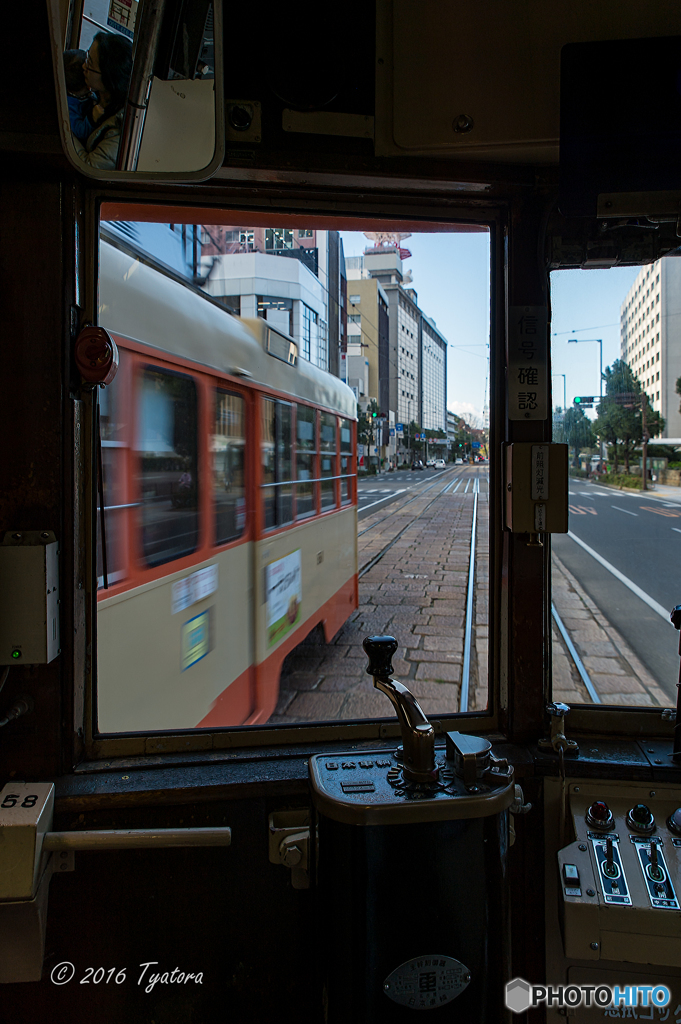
[358, 470, 602, 710]
[551, 604, 601, 704]
[358, 469, 468, 576]
[357, 467, 462, 538]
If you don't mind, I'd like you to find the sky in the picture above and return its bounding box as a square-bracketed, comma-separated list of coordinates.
[550, 266, 638, 417]
[340, 229, 640, 424]
[340, 230, 491, 423]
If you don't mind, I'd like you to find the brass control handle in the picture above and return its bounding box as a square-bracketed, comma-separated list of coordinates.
[43, 828, 231, 850]
[363, 635, 436, 782]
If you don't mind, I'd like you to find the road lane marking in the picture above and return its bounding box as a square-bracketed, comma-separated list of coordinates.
[452, 480, 462, 492]
[611, 505, 638, 516]
[639, 505, 681, 517]
[673, 528, 681, 535]
[569, 505, 597, 515]
[567, 531, 670, 621]
[359, 490, 406, 511]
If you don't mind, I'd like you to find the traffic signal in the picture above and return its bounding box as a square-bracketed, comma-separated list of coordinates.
[574, 396, 595, 408]
[371, 410, 377, 418]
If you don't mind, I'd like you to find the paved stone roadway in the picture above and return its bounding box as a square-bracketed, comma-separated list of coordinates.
[271, 476, 489, 724]
[270, 472, 667, 726]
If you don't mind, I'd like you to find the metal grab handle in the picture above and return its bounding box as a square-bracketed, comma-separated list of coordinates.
[363, 635, 437, 782]
[43, 827, 231, 851]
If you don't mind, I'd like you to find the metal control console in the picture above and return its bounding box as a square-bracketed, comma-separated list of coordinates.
[310, 732, 515, 826]
[557, 782, 681, 966]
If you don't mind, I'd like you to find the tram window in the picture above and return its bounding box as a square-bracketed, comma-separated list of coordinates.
[550, 261, 674, 712]
[320, 413, 337, 510]
[340, 418, 353, 504]
[96, 351, 129, 587]
[93, 206, 492, 740]
[262, 398, 294, 529]
[296, 404, 317, 519]
[213, 390, 246, 544]
[137, 368, 199, 567]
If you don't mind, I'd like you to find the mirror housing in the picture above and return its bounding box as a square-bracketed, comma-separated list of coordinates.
[47, 0, 224, 182]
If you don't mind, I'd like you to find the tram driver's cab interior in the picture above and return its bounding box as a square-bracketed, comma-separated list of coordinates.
[1, 3, 681, 1021]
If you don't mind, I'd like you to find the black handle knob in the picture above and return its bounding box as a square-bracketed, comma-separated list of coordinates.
[363, 635, 398, 679]
[671, 605, 681, 629]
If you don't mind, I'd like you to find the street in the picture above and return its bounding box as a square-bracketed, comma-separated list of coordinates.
[357, 466, 458, 520]
[276, 469, 680, 725]
[554, 479, 681, 701]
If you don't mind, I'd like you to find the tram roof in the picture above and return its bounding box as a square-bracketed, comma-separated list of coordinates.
[98, 239, 356, 418]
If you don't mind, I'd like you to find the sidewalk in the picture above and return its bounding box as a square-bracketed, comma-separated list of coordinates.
[576, 476, 681, 503]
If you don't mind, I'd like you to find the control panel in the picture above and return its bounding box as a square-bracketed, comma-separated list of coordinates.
[309, 731, 515, 825]
[557, 783, 681, 966]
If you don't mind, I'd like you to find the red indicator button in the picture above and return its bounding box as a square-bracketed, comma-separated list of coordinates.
[585, 800, 614, 830]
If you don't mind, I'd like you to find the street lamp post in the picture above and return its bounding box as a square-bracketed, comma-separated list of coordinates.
[568, 338, 603, 459]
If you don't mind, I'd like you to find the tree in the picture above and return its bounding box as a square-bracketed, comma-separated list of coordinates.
[593, 360, 665, 474]
[555, 406, 596, 466]
[676, 376, 681, 413]
[357, 399, 380, 464]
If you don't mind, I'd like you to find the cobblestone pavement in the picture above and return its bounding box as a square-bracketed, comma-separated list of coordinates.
[551, 552, 668, 707]
[270, 470, 488, 724]
[270, 468, 669, 726]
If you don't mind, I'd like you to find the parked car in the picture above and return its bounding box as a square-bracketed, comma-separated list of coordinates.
[426, 459, 436, 467]
[411, 460, 425, 470]
[434, 459, 446, 469]
[455, 457, 464, 464]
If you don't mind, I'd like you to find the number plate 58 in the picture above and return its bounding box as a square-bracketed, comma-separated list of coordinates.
[0, 782, 55, 901]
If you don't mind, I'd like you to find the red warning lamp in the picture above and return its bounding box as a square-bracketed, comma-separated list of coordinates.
[585, 799, 614, 831]
[74, 325, 119, 386]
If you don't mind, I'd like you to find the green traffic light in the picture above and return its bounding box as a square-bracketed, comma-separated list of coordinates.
[11, 649, 21, 659]
[574, 396, 581, 404]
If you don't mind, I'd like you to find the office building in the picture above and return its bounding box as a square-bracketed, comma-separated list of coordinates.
[200, 227, 346, 374]
[620, 258, 681, 437]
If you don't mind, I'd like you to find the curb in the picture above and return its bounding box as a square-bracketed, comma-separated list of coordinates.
[590, 481, 654, 494]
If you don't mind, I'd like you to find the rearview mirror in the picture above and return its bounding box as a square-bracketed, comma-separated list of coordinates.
[47, 0, 224, 181]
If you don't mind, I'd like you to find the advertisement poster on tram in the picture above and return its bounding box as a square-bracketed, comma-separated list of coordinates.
[266, 550, 302, 646]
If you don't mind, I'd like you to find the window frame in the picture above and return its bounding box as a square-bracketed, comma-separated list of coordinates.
[83, 198, 676, 768]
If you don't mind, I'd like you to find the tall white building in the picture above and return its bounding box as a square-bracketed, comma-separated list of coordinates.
[620, 258, 681, 437]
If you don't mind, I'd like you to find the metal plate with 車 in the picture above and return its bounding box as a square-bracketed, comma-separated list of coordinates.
[383, 954, 470, 1010]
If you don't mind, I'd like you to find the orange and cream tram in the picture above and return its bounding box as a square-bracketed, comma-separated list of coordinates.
[96, 237, 358, 733]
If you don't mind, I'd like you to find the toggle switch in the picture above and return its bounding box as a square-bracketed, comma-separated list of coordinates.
[585, 800, 614, 831]
[647, 844, 665, 884]
[627, 803, 655, 834]
[602, 837, 619, 878]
